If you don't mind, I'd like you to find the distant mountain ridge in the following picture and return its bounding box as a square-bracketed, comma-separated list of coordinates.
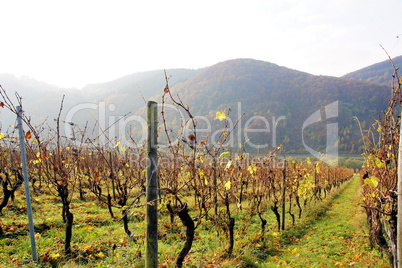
[153, 59, 390, 154]
[0, 57, 398, 155]
[342, 55, 402, 85]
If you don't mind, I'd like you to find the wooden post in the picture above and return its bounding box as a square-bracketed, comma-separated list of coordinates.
[281, 160, 286, 231]
[109, 152, 116, 201]
[314, 163, 318, 199]
[16, 106, 37, 261]
[146, 101, 158, 268]
[213, 157, 218, 218]
[397, 111, 402, 268]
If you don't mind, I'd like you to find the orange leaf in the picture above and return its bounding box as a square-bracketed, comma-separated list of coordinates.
[200, 140, 207, 146]
[227, 167, 235, 173]
[25, 131, 32, 139]
[164, 87, 169, 93]
[0, 102, 4, 108]
[187, 134, 196, 141]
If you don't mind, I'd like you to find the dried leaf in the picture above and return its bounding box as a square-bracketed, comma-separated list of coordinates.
[187, 134, 196, 141]
[25, 131, 32, 139]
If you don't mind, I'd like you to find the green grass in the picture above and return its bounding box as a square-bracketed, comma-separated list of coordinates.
[0, 177, 389, 267]
[262, 177, 388, 268]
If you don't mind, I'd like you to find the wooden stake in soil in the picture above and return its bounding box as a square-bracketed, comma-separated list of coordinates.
[146, 101, 158, 268]
[281, 160, 286, 231]
[397, 111, 402, 268]
[109, 152, 117, 201]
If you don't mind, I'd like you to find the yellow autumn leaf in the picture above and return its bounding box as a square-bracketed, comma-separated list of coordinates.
[0, 133, 4, 140]
[115, 141, 120, 147]
[315, 164, 321, 174]
[371, 176, 380, 182]
[247, 165, 257, 175]
[50, 253, 61, 259]
[364, 177, 378, 188]
[375, 158, 384, 168]
[121, 146, 127, 152]
[224, 181, 231, 190]
[32, 138, 38, 144]
[219, 151, 231, 158]
[216, 111, 226, 121]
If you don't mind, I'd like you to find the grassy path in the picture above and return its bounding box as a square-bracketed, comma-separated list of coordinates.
[262, 176, 389, 268]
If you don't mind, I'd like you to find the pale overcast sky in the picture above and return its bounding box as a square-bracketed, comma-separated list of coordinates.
[1, 0, 401, 88]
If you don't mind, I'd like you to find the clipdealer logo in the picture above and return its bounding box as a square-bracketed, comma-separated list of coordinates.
[302, 101, 338, 166]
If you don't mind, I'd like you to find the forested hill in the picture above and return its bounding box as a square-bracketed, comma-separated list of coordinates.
[342, 55, 402, 85]
[154, 59, 390, 154]
[81, 68, 200, 113]
[0, 58, 395, 155]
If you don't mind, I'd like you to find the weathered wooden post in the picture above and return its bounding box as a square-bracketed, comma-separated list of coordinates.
[109, 152, 116, 201]
[281, 159, 286, 231]
[146, 101, 158, 268]
[213, 157, 218, 218]
[397, 111, 402, 268]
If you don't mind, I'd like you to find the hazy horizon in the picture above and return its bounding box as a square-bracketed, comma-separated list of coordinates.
[1, 0, 402, 88]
